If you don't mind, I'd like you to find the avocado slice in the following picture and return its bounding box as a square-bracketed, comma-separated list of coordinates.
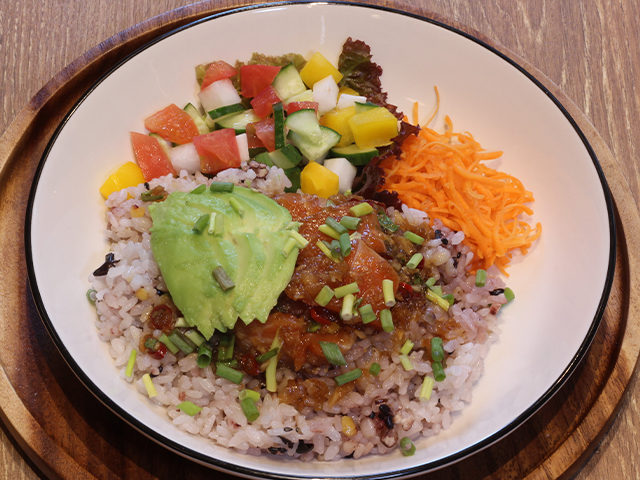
[148, 186, 298, 339]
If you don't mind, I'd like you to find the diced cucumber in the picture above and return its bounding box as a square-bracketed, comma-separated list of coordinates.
[284, 167, 301, 193]
[198, 78, 243, 115]
[149, 133, 171, 157]
[328, 144, 379, 166]
[285, 89, 314, 103]
[183, 103, 210, 135]
[255, 151, 274, 167]
[208, 103, 245, 120]
[273, 102, 286, 149]
[214, 109, 260, 134]
[272, 63, 307, 101]
[287, 126, 341, 162]
[285, 108, 321, 143]
[354, 101, 378, 114]
[269, 144, 302, 169]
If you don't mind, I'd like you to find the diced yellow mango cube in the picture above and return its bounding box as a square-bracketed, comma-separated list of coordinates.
[348, 107, 399, 149]
[300, 52, 343, 88]
[338, 86, 359, 97]
[320, 106, 356, 147]
[300, 161, 339, 198]
[99, 162, 146, 199]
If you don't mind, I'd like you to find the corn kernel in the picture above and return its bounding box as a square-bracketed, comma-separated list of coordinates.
[135, 288, 149, 301]
[130, 206, 146, 218]
[341, 416, 357, 437]
[300, 52, 343, 88]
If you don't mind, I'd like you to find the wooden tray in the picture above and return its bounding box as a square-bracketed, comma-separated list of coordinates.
[1, 1, 639, 479]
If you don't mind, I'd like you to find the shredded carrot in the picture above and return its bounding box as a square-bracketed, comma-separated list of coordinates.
[381, 105, 541, 275]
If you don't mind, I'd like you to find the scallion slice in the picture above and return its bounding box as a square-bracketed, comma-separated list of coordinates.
[192, 214, 210, 234]
[432, 361, 446, 382]
[86, 289, 97, 303]
[443, 294, 455, 306]
[319, 224, 340, 240]
[339, 232, 352, 257]
[217, 332, 235, 362]
[316, 240, 340, 263]
[158, 333, 179, 355]
[229, 197, 244, 216]
[125, 349, 137, 378]
[282, 237, 298, 257]
[380, 309, 394, 332]
[197, 343, 213, 368]
[209, 182, 234, 193]
[214, 212, 225, 236]
[349, 202, 374, 217]
[359, 304, 376, 324]
[339, 216, 361, 231]
[334, 368, 362, 386]
[315, 285, 335, 307]
[419, 376, 434, 401]
[208, 212, 217, 234]
[177, 400, 202, 416]
[406, 253, 423, 270]
[334, 282, 359, 298]
[369, 362, 381, 376]
[215, 363, 244, 384]
[426, 277, 436, 287]
[318, 341, 347, 366]
[377, 211, 399, 232]
[400, 339, 414, 355]
[403, 231, 425, 245]
[426, 289, 450, 311]
[430, 337, 445, 362]
[290, 230, 309, 248]
[399, 437, 416, 456]
[399, 354, 413, 371]
[239, 389, 261, 402]
[341, 293, 355, 321]
[330, 240, 342, 258]
[255, 348, 279, 364]
[168, 329, 196, 354]
[142, 373, 158, 398]
[183, 329, 205, 347]
[504, 287, 515, 302]
[240, 396, 260, 422]
[213, 266, 235, 291]
[475, 269, 487, 287]
[382, 279, 396, 307]
[325, 217, 348, 235]
[190, 184, 206, 194]
[266, 331, 282, 393]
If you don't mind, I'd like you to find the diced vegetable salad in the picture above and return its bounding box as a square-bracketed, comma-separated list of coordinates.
[100, 43, 403, 200]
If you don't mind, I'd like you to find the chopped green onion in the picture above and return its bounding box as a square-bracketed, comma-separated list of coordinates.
[217, 332, 235, 362]
[380, 309, 394, 332]
[319, 341, 347, 366]
[289, 230, 309, 248]
[431, 337, 445, 362]
[307, 321, 321, 333]
[177, 400, 202, 416]
[419, 376, 434, 401]
[229, 197, 244, 216]
[334, 282, 360, 298]
[429, 285, 444, 297]
[443, 294, 455, 306]
[239, 389, 261, 402]
[341, 293, 355, 321]
[349, 231, 362, 242]
[213, 266, 235, 291]
[359, 304, 376, 324]
[475, 269, 487, 287]
[215, 363, 244, 384]
[144, 337, 158, 350]
[86, 289, 97, 303]
[158, 333, 179, 355]
[504, 287, 515, 302]
[377, 211, 399, 232]
[266, 331, 282, 393]
[240, 396, 260, 422]
[142, 373, 158, 398]
[325, 217, 348, 235]
[183, 329, 205, 347]
[399, 437, 416, 456]
[330, 240, 342, 258]
[399, 354, 413, 371]
[316, 240, 340, 263]
[369, 362, 381, 376]
[426, 277, 436, 287]
[192, 214, 210, 234]
[197, 343, 213, 368]
[168, 329, 196, 354]
[403, 231, 425, 245]
[406, 253, 423, 270]
[339, 232, 352, 257]
[190, 184, 206, 194]
[319, 224, 340, 240]
[349, 202, 374, 217]
[282, 237, 298, 257]
[125, 349, 137, 377]
[334, 368, 362, 386]
[208, 212, 217, 234]
[432, 361, 446, 382]
[255, 347, 279, 364]
[400, 339, 414, 355]
[209, 182, 234, 193]
[382, 279, 396, 307]
[214, 212, 225, 236]
[339, 216, 361, 230]
[426, 289, 450, 311]
[140, 192, 164, 202]
[315, 285, 335, 307]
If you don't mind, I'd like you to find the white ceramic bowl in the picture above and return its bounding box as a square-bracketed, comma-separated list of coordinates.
[26, 2, 614, 478]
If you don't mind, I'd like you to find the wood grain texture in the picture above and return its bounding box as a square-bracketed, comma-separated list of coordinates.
[1, 1, 640, 479]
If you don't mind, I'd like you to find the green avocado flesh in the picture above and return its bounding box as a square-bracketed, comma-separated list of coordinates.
[148, 186, 298, 339]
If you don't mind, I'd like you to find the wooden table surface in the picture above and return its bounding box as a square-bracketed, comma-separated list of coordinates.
[2, 0, 639, 478]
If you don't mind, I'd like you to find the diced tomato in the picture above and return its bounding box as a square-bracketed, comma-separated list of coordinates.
[192, 129, 241, 175]
[250, 86, 281, 118]
[201, 61, 238, 90]
[130, 132, 176, 181]
[250, 118, 276, 152]
[286, 101, 319, 115]
[143, 104, 200, 145]
[245, 124, 265, 149]
[240, 64, 281, 98]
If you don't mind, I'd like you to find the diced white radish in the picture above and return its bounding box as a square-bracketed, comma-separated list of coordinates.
[323, 157, 357, 193]
[337, 93, 368, 110]
[198, 79, 242, 113]
[235, 133, 250, 162]
[312, 75, 339, 116]
[169, 143, 201, 174]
